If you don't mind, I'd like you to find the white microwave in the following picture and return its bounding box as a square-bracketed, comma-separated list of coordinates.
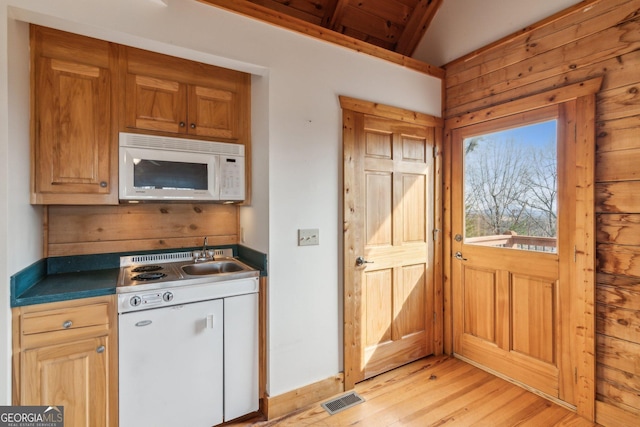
[119, 132, 245, 202]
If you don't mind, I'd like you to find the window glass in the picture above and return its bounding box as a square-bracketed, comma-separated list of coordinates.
[464, 120, 558, 253]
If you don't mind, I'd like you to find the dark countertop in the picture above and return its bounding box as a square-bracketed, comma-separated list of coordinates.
[12, 268, 119, 307]
[10, 253, 122, 307]
[10, 245, 267, 308]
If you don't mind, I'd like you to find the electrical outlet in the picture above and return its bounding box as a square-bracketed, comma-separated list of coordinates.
[298, 228, 319, 246]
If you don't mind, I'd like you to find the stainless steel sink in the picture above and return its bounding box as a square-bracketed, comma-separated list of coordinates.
[180, 259, 251, 276]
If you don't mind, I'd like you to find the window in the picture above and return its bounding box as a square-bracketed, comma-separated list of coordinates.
[463, 120, 558, 253]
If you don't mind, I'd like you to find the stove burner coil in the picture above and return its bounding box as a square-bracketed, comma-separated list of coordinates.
[132, 265, 163, 273]
[131, 272, 167, 281]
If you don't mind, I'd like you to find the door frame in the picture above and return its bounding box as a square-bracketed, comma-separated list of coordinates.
[443, 78, 602, 420]
[340, 96, 444, 390]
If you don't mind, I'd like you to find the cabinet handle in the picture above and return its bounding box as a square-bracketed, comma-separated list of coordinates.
[99, 181, 108, 188]
[62, 320, 73, 329]
[96, 345, 105, 354]
[190, 123, 196, 129]
[179, 121, 186, 127]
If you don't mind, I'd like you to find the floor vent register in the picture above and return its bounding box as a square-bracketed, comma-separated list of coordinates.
[321, 391, 365, 415]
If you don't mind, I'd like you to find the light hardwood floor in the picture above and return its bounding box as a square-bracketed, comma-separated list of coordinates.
[233, 355, 598, 426]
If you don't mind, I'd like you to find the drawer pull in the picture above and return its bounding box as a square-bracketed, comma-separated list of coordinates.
[62, 320, 73, 329]
[96, 345, 105, 354]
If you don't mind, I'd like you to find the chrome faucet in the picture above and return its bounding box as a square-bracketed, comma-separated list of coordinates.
[194, 236, 211, 262]
[202, 236, 208, 255]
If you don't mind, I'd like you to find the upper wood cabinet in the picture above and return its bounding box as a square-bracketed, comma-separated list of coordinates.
[30, 26, 251, 205]
[121, 46, 250, 142]
[31, 26, 119, 205]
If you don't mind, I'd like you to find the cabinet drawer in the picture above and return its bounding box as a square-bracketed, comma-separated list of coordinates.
[22, 303, 109, 335]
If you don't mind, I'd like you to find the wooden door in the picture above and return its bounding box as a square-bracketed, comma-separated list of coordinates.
[451, 105, 576, 402]
[343, 97, 442, 389]
[22, 336, 110, 427]
[32, 26, 116, 204]
[125, 72, 188, 134]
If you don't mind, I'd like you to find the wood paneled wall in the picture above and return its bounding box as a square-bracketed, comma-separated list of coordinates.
[443, 0, 640, 425]
[45, 204, 239, 257]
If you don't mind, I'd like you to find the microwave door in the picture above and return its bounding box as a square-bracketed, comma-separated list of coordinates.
[120, 147, 219, 201]
[134, 159, 207, 191]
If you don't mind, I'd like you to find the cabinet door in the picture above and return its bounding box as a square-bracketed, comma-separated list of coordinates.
[125, 73, 188, 133]
[188, 84, 238, 139]
[34, 57, 113, 201]
[21, 335, 110, 427]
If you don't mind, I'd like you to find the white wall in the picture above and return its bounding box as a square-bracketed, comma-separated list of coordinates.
[0, 13, 43, 403]
[413, 0, 583, 66]
[0, 6, 10, 404]
[240, 74, 270, 253]
[0, 0, 441, 402]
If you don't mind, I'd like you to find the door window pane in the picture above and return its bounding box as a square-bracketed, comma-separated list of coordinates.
[464, 120, 557, 253]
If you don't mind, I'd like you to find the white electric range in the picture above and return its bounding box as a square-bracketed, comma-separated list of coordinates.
[116, 250, 260, 427]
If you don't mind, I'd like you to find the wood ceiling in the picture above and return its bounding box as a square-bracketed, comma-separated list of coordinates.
[197, 0, 445, 77]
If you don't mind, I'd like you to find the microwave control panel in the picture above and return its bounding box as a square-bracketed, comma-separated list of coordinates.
[219, 155, 245, 200]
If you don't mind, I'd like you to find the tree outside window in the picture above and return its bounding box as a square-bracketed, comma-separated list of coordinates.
[463, 120, 558, 252]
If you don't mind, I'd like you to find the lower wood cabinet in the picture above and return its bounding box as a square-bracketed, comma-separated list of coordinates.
[12, 295, 118, 427]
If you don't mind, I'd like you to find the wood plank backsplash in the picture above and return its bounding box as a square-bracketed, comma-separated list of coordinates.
[45, 204, 239, 257]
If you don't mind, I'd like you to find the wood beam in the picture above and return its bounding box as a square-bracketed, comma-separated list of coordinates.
[196, 0, 444, 79]
[248, 0, 323, 25]
[396, 0, 443, 57]
[321, 0, 345, 29]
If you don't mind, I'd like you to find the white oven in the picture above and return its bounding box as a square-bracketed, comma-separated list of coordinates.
[119, 132, 245, 202]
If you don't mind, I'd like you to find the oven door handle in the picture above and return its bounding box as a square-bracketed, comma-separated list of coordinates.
[135, 320, 153, 327]
[206, 314, 216, 329]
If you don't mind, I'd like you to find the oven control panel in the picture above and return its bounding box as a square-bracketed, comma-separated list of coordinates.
[117, 277, 259, 314]
[129, 292, 168, 308]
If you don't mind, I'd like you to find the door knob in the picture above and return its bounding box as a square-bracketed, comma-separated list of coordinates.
[355, 256, 373, 267]
[454, 251, 468, 261]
